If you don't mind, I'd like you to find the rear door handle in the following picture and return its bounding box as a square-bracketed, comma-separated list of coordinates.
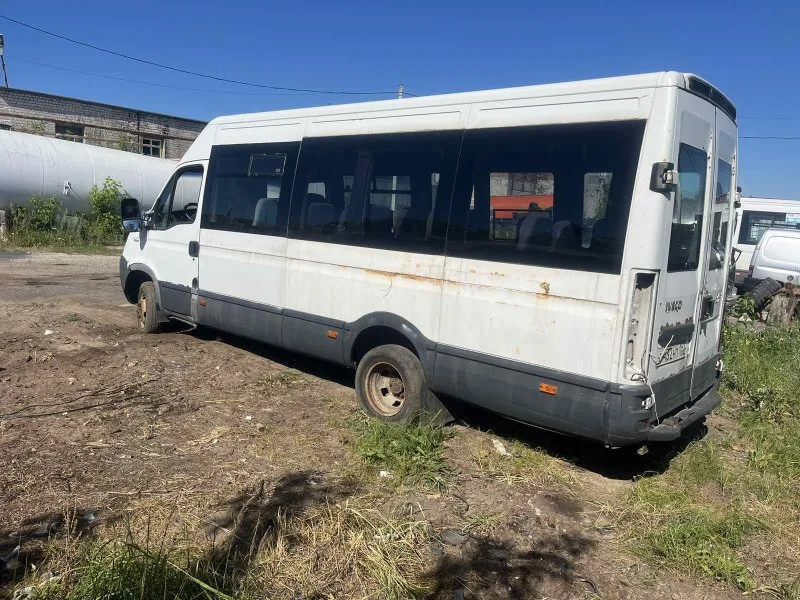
[701, 294, 715, 319]
[188, 241, 199, 257]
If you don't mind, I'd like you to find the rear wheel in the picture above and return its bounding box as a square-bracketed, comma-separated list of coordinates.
[749, 277, 782, 312]
[136, 282, 161, 333]
[355, 344, 424, 422]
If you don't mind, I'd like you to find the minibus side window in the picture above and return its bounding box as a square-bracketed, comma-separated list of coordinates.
[288, 131, 459, 253]
[150, 167, 203, 230]
[446, 121, 645, 274]
[200, 142, 299, 236]
[667, 144, 708, 272]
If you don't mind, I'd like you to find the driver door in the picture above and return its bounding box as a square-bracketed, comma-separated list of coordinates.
[143, 164, 204, 318]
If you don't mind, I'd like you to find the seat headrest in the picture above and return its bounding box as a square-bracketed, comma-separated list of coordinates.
[305, 202, 337, 227]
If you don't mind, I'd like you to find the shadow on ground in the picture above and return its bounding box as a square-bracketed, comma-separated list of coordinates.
[429, 529, 597, 599]
[205, 470, 359, 575]
[0, 508, 99, 590]
[188, 326, 707, 481]
[190, 327, 356, 389]
[449, 401, 710, 480]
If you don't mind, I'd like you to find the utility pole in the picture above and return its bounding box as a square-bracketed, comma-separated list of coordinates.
[398, 82, 404, 99]
[0, 35, 8, 88]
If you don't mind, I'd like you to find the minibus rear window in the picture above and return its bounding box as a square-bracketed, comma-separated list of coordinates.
[667, 143, 708, 272]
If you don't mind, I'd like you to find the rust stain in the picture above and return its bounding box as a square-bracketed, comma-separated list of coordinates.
[539, 281, 551, 295]
[363, 268, 440, 286]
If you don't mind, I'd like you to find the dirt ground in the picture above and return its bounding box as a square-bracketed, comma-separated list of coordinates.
[0, 251, 740, 599]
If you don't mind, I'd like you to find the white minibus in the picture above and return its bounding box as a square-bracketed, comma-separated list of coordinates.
[732, 197, 800, 289]
[119, 72, 737, 447]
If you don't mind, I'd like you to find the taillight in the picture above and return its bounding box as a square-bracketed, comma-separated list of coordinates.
[624, 271, 658, 380]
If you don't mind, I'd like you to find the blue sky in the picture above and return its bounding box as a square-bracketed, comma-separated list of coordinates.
[2, 0, 799, 198]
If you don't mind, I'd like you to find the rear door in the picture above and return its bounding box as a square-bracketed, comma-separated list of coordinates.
[649, 91, 715, 400]
[692, 109, 736, 395]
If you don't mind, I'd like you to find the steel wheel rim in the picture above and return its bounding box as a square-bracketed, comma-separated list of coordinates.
[364, 361, 405, 417]
[137, 296, 147, 330]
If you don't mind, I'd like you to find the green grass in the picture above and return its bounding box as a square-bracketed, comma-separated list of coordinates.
[0, 231, 121, 254]
[722, 324, 800, 490]
[18, 498, 434, 600]
[350, 415, 454, 490]
[623, 477, 764, 590]
[31, 528, 232, 600]
[620, 323, 800, 591]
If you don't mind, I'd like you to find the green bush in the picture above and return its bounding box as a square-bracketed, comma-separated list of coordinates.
[3, 177, 125, 249]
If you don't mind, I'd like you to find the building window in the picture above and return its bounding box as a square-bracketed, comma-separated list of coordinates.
[55, 123, 85, 143]
[141, 137, 163, 157]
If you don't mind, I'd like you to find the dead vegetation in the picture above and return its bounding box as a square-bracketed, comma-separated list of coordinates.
[2, 252, 799, 599]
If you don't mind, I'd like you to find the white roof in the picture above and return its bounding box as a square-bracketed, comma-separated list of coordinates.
[181, 71, 724, 163]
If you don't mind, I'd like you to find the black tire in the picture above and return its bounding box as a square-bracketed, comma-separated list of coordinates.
[355, 344, 424, 422]
[136, 281, 162, 333]
[749, 278, 782, 312]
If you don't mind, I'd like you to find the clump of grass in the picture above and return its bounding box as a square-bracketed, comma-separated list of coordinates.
[471, 437, 573, 488]
[350, 415, 454, 490]
[244, 499, 433, 600]
[459, 512, 503, 535]
[622, 478, 764, 590]
[27, 522, 232, 600]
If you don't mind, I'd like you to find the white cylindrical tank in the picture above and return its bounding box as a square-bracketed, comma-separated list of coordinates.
[0, 129, 177, 213]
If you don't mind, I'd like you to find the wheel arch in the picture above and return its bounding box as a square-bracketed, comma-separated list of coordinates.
[123, 264, 162, 308]
[344, 312, 435, 379]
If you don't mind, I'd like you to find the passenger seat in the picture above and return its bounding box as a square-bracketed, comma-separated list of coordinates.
[366, 203, 394, 235]
[551, 220, 577, 252]
[304, 193, 338, 231]
[252, 198, 279, 228]
[517, 214, 552, 250]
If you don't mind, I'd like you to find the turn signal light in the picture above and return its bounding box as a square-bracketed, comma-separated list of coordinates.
[539, 383, 557, 395]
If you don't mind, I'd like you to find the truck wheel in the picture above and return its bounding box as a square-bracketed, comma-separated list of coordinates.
[136, 282, 162, 333]
[355, 344, 424, 422]
[749, 278, 782, 312]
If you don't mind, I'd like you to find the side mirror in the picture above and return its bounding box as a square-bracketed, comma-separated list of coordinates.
[650, 161, 677, 193]
[121, 197, 142, 232]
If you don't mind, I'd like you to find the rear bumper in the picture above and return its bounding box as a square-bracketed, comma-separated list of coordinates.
[432, 344, 723, 447]
[646, 385, 721, 442]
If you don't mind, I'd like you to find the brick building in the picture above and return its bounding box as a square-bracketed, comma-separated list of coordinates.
[0, 87, 207, 159]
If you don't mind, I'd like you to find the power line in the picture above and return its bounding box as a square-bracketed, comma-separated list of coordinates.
[11, 56, 340, 97]
[741, 136, 800, 140]
[0, 13, 397, 96]
[740, 116, 800, 120]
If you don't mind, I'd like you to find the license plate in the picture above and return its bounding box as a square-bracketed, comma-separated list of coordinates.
[659, 344, 688, 365]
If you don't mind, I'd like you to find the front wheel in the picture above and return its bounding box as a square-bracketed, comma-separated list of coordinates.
[355, 344, 424, 422]
[136, 282, 162, 333]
